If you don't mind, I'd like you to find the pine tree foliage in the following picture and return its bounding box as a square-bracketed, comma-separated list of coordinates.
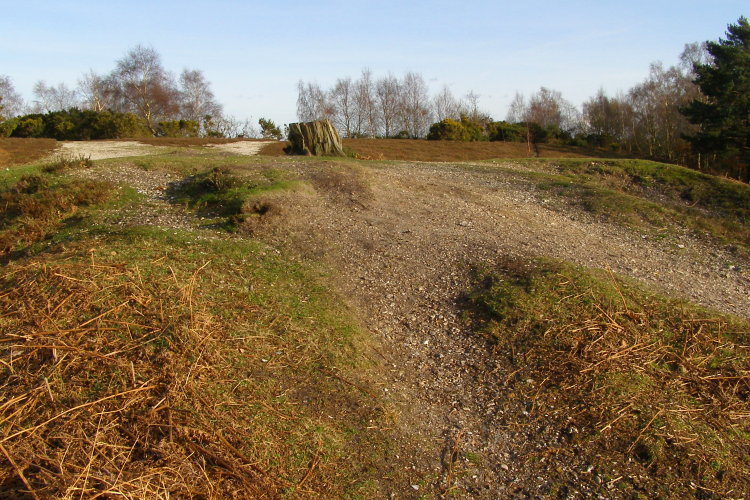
[683, 17, 750, 181]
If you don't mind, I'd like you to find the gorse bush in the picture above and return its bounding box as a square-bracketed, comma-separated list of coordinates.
[427, 114, 486, 141]
[157, 119, 200, 137]
[1, 109, 151, 140]
[486, 121, 526, 142]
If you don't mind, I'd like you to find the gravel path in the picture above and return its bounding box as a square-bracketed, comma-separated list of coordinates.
[245, 160, 749, 497]
[54, 139, 274, 161]
[73, 154, 749, 497]
[56, 141, 170, 160]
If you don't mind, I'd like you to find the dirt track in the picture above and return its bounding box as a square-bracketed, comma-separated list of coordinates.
[75, 149, 749, 497]
[246, 160, 749, 497]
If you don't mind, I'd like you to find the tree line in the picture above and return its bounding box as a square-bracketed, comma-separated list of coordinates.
[296, 47, 705, 163]
[296, 17, 749, 181]
[1, 18, 748, 181]
[0, 45, 262, 139]
[297, 70, 468, 139]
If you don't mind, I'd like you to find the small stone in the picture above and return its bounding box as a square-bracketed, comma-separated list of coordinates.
[411, 485, 420, 490]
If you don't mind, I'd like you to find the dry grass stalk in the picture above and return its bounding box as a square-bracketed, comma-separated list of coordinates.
[0, 256, 286, 497]
[471, 261, 750, 494]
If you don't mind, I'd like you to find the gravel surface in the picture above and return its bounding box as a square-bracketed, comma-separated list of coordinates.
[55, 141, 171, 160]
[71, 153, 750, 498]
[54, 139, 274, 161]
[245, 160, 749, 497]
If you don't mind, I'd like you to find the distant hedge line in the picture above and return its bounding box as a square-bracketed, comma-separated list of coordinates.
[426, 115, 579, 145]
[0, 109, 201, 140]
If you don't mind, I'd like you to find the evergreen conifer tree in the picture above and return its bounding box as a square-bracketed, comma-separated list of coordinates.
[683, 17, 750, 181]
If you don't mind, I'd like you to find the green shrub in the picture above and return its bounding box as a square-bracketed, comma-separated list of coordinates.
[427, 114, 487, 141]
[487, 121, 526, 142]
[157, 119, 200, 137]
[12, 116, 45, 138]
[258, 118, 283, 140]
[0, 117, 19, 137]
[6, 109, 153, 140]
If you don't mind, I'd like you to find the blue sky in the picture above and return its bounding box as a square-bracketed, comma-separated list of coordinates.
[1, 0, 747, 126]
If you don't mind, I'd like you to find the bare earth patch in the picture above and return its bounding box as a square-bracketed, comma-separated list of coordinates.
[206, 140, 275, 156]
[238, 160, 749, 497]
[52, 139, 275, 162]
[54, 140, 171, 160]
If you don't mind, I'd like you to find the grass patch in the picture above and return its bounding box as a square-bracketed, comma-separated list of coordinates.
[553, 159, 750, 220]
[169, 165, 302, 230]
[504, 159, 750, 251]
[465, 258, 750, 496]
[0, 138, 58, 167]
[0, 173, 113, 256]
[0, 227, 385, 498]
[41, 153, 94, 173]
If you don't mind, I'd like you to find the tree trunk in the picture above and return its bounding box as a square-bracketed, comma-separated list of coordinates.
[286, 119, 345, 156]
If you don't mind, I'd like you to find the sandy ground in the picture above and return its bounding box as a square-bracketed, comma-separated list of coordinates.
[55, 141, 170, 160]
[53, 139, 274, 161]
[205, 141, 274, 155]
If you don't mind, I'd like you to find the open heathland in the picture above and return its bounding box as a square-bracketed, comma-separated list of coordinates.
[260, 138, 629, 162]
[0, 139, 748, 498]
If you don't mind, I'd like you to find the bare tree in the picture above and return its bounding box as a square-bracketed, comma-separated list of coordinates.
[433, 85, 464, 121]
[465, 90, 481, 120]
[506, 92, 526, 123]
[400, 71, 432, 138]
[375, 73, 401, 137]
[679, 42, 710, 77]
[524, 87, 562, 128]
[178, 69, 223, 128]
[296, 80, 332, 122]
[0, 75, 25, 119]
[78, 71, 110, 112]
[329, 77, 355, 137]
[211, 115, 258, 138]
[583, 89, 634, 148]
[108, 45, 180, 133]
[353, 69, 377, 137]
[628, 61, 697, 161]
[522, 87, 580, 132]
[32, 81, 79, 113]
